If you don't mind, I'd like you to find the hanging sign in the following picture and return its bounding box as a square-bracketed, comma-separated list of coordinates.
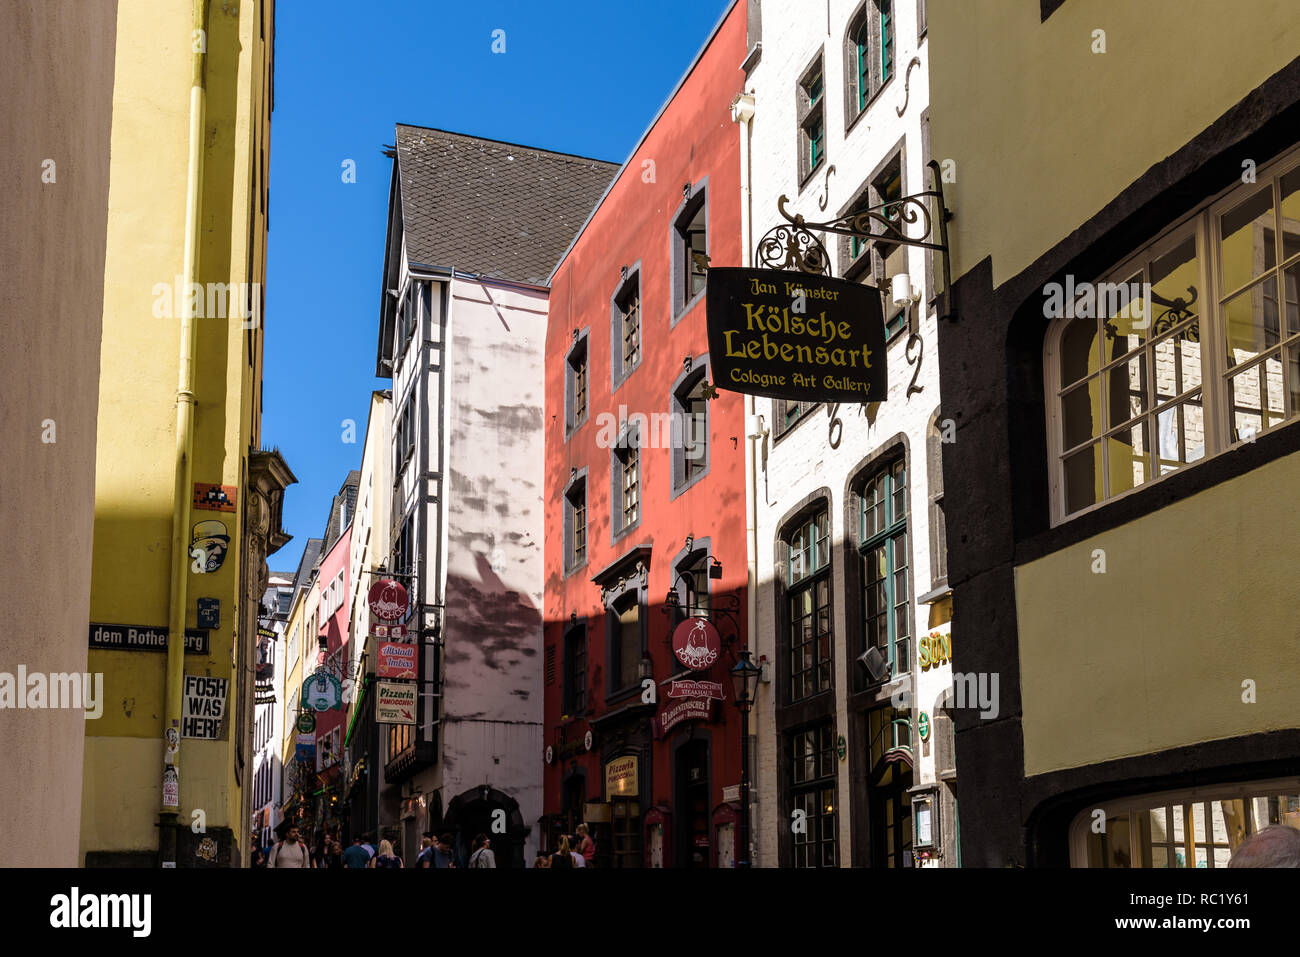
[376, 641, 417, 679]
[295, 733, 316, 764]
[918, 712, 931, 742]
[375, 681, 416, 724]
[706, 267, 887, 403]
[295, 711, 316, 734]
[667, 678, 725, 700]
[368, 579, 409, 621]
[671, 617, 721, 672]
[372, 623, 408, 640]
[181, 675, 228, 739]
[302, 672, 343, 712]
[654, 697, 714, 737]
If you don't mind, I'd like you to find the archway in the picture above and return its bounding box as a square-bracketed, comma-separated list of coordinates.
[443, 785, 527, 868]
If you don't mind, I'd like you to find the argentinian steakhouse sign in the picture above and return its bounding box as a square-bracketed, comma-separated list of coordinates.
[706, 267, 886, 402]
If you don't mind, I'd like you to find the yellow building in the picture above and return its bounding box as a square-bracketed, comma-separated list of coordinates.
[279, 543, 321, 828]
[929, 0, 1300, 866]
[82, 0, 292, 867]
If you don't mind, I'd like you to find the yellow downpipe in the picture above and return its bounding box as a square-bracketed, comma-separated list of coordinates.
[161, 0, 207, 863]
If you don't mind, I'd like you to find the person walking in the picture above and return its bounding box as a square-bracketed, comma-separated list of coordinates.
[550, 834, 574, 869]
[369, 838, 404, 868]
[343, 835, 370, 868]
[576, 823, 595, 867]
[469, 833, 496, 868]
[433, 833, 456, 868]
[416, 832, 436, 868]
[268, 825, 314, 868]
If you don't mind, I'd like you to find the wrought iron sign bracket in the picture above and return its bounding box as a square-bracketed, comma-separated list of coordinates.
[755, 159, 955, 322]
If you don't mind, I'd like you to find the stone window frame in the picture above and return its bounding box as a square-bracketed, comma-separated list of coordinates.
[562, 468, 588, 579]
[843, 0, 897, 134]
[562, 617, 588, 717]
[610, 262, 643, 393]
[564, 327, 591, 439]
[926, 408, 948, 589]
[609, 422, 642, 546]
[795, 49, 827, 191]
[598, 553, 650, 705]
[669, 353, 712, 500]
[671, 178, 710, 326]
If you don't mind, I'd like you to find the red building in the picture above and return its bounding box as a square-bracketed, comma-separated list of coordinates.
[542, 2, 748, 867]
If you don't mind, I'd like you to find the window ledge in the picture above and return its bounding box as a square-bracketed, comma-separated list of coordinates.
[916, 582, 951, 605]
[741, 42, 762, 75]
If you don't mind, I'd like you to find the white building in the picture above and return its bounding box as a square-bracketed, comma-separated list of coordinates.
[735, 0, 956, 867]
[373, 125, 618, 866]
[343, 390, 392, 841]
[252, 572, 293, 852]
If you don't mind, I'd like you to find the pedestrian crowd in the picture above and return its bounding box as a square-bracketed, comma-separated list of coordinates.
[252, 821, 599, 868]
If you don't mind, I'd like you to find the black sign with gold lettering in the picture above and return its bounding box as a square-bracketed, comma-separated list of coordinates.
[706, 267, 886, 403]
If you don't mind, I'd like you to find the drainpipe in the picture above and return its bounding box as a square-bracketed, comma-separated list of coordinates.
[160, 0, 208, 867]
[730, 91, 758, 867]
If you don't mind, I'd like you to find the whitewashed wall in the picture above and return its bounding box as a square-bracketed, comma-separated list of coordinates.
[742, 0, 949, 868]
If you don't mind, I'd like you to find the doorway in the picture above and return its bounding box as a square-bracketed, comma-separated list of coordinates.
[674, 739, 711, 868]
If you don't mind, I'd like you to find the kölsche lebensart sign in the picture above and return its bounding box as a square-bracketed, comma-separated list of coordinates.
[706, 267, 886, 403]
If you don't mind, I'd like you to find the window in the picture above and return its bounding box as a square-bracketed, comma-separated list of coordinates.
[927, 412, 948, 586]
[1046, 147, 1300, 522]
[610, 593, 641, 692]
[562, 625, 587, 716]
[786, 508, 832, 702]
[671, 363, 710, 494]
[789, 723, 837, 867]
[776, 399, 818, 437]
[860, 458, 910, 683]
[564, 476, 587, 573]
[566, 332, 589, 433]
[288, 623, 300, 668]
[612, 270, 642, 387]
[846, 1, 895, 124]
[676, 549, 712, 623]
[1071, 778, 1300, 868]
[674, 185, 708, 317]
[395, 401, 415, 473]
[613, 437, 640, 537]
[797, 55, 826, 184]
[393, 514, 414, 579]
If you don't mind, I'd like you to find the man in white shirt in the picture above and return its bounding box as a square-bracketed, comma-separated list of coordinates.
[268, 825, 314, 868]
[572, 834, 586, 867]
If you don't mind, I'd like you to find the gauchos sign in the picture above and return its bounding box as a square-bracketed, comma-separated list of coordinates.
[671, 617, 721, 672]
[706, 267, 886, 403]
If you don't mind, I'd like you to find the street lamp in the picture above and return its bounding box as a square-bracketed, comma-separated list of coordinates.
[729, 650, 761, 868]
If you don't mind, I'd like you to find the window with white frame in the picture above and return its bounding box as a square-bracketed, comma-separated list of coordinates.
[1069, 777, 1300, 868]
[1046, 146, 1300, 522]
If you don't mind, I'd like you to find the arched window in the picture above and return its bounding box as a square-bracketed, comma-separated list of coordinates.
[785, 505, 832, 703]
[845, 0, 895, 125]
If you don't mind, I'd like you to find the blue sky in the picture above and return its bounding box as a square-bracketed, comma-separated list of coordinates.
[264, 0, 733, 574]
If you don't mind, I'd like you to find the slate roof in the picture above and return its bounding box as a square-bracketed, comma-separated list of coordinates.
[394, 125, 620, 286]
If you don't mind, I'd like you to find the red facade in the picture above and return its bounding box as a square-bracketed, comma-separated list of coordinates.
[542, 4, 748, 867]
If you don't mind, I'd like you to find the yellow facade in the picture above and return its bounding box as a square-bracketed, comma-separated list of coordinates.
[82, 0, 277, 866]
[1016, 448, 1300, 775]
[929, 0, 1300, 786]
[931, 0, 1300, 286]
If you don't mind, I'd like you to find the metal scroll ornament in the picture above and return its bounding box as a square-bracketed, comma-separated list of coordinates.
[752, 159, 954, 319]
